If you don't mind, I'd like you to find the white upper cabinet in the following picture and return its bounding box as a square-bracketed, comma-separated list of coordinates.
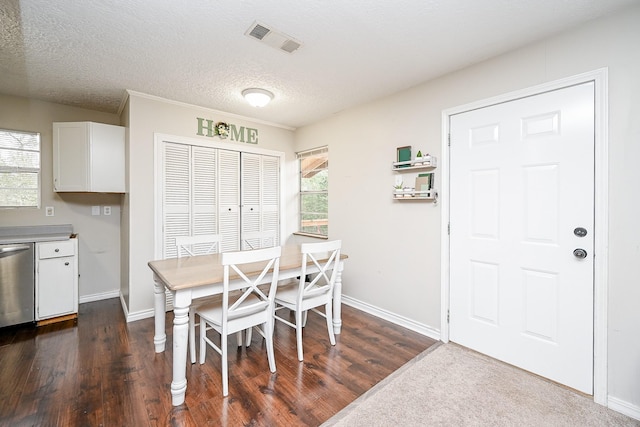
[53, 121, 125, 193]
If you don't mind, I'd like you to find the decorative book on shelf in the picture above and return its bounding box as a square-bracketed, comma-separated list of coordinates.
[396, 146, 411, 168]
[415, 173, 434, 192]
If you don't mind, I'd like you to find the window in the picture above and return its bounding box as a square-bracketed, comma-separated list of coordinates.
[297, 146, 328, 237]
[0, 128, 41, 208]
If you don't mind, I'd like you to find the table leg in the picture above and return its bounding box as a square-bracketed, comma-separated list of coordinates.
[171, 304, 189, 406]
[332, 261, 344, 335]
[153, 279, 166, 353]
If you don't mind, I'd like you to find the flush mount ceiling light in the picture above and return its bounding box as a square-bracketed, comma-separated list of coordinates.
[242, 88, 274, 107]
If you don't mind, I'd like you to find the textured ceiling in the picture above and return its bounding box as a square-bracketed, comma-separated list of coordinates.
[1, 0, 638, 128]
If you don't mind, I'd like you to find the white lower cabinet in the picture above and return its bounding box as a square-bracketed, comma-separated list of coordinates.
[35, 238, 78, 321]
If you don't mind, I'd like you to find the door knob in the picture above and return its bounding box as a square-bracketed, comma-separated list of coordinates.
[573, 248, 587, 259]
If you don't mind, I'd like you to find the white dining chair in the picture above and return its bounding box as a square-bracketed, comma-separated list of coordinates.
[175, 234, 220, 258]
[240, 229, 278, 346]
[175, 234, 222, 364]
[197, 246, 281, 397]
[274, 240, 342, 361]
[241, 230, 277, 250]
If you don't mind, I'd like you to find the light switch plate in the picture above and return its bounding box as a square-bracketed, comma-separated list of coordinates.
[45, 206, 54, 216]
[91, 205, 101, 216]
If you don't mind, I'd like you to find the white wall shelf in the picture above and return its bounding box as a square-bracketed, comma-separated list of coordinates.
[393, 189, 438, 200]
[392, 156, 437, 171]
[392, 156, 438, 202]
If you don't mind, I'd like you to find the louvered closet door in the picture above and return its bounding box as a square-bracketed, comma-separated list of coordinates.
[241, 153, 279, 248]
[218, 149, 240, 252]
[161, 142, 195, 311]
[261, 155, 280, 242]
[162, 144, 219, 257]
[160, 143, 277, 256]
[241, 153, 261, 239]
[191, 146, 218, 251]
[162, 143, 191, 259]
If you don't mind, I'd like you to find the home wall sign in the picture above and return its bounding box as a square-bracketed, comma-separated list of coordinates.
[196, 117, 259, 144]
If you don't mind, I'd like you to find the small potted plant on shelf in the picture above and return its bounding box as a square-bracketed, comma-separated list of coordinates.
[415, 150, 424, 166]
[394, 182, 404, 198]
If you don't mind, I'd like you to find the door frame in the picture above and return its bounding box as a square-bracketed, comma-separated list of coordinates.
[440, 68, 609, 405]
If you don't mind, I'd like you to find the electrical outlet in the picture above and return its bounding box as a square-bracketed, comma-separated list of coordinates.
[103, 206, 111, 216]
[45, 206, 54, 216]
[91, 205, 101, 216]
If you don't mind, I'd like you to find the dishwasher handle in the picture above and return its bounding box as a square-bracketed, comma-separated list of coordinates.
[0, 244, 32, 256]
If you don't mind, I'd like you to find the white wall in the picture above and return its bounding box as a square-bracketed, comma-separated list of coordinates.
[295, 4, 640, 415]
[123, 93, 296, 316]
[0, 94, 122, 302]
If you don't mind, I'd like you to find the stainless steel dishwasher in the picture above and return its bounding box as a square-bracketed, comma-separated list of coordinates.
[0, 243, 35, 327]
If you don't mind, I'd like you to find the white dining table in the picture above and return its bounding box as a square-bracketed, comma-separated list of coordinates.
[148, 243, 347, 406]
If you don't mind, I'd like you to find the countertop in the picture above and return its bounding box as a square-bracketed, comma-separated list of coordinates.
[0, 224, 74, 245]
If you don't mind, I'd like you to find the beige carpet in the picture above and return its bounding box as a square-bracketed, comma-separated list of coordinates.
[322, 343, 639, 427]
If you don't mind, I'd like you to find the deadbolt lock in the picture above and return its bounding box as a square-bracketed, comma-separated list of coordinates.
[574, 227, 588, 237]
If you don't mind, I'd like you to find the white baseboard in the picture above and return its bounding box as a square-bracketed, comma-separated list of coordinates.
[608, 396, 640, 421]
[79, 290, 120, 304]
[123, 293, 440, 337]
[118, 293, 129, 318]
[119, 294, 155, 323]
[341, 295, 441, 341]
[126, 308, 155, 323]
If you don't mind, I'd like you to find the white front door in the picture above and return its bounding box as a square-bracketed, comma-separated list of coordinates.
[449, 82, 595, 394]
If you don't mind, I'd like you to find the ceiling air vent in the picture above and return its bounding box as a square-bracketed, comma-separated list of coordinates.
[245, 21, 302, 54]
[248, 23, 271, 40]
[280, 39, 301, 53]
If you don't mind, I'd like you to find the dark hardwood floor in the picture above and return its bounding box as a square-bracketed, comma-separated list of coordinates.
[0, 298, 437, 426]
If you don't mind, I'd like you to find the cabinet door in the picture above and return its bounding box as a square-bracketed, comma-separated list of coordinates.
[37, 257, 76, 319]
[88, 123, 126, 192]
[53, 122, 89, 191]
